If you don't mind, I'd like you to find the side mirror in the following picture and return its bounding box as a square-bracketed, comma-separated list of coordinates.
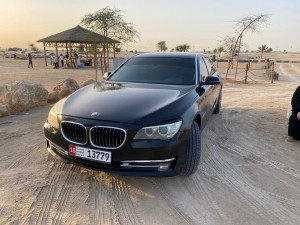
[204, 76, 220, 85]
[103, 71, 112, 79]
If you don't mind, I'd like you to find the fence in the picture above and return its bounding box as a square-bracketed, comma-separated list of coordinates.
[216, 60, 277, 84]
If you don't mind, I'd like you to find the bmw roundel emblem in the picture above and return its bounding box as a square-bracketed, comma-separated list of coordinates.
[91, 112, 100, 117]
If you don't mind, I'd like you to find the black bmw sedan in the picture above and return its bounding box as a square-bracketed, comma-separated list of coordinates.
[44, 53, 222, 176]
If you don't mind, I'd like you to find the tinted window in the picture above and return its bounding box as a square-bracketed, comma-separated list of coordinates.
[108, 57, 196, 85]
[204, 57, 216, 75]
[200, 58, 209, 82]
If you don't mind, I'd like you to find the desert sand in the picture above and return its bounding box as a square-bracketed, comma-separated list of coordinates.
[0, 57, 299, 224]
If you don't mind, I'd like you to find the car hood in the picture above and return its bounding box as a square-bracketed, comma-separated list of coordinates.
[56, 81, 197, 126]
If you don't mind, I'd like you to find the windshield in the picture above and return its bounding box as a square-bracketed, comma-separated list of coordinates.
[108, 57, 196, 85]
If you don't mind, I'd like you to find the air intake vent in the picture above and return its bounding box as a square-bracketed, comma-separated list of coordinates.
[90, 126, 126, 149]
[61, 122, 87, 145]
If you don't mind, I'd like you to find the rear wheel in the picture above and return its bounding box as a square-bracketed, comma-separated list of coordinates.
[213, 91, 222, 114]
[181, 121, 201, 175]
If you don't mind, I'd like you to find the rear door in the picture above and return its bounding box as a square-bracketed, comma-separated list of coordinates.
[203, 57, 221, 111]
[197, 57, 212, 128]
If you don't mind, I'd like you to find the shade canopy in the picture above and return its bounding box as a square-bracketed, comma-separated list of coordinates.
[38, 25, 119, 44]
[38, 25, 118, 69]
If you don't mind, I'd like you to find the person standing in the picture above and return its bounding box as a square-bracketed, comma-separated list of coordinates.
[27, 53, 33, 68]
[50, 54, 53, 65]
[74, 53, 78, 68]
[65, 53, 69, 67]
[53, 54, 58, 68]
[60, 53, 64, 67]
[287, 86, 300, 142]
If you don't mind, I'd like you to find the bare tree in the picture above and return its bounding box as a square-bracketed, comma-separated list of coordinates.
[225, 14, 269, 80]
[220, 36, 235, 80]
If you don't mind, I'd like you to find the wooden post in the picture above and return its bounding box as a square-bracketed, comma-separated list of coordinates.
[103, 44, 107, 72]
[85, 43, 88, 60]
[216, 60, 219, 68]
[55, 42, 59, 67]
[43, 42, 47, 67]
[69, 43, 73, 69]
[106, 43, 109, 71]
[94, 46, 98, 82]
[271, 63, 274, 83]
[244, 63, 249, 84]
[94, 46, 97, 68]
[66, 42, 68, 55]
[113, 43, 116, 58]
[225, 59, 230, 80]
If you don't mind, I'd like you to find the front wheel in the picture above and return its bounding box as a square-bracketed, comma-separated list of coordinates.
[181, 121, 201, 175]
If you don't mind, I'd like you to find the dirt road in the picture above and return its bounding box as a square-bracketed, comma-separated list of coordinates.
[0, 64, 299, 225]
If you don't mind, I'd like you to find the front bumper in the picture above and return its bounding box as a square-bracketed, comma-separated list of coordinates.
[44, 117, 190, 176]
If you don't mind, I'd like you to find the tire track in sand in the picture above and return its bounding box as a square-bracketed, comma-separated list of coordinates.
[201, 119, 300, 224]
[89, 173, 141, 225]
[88, 172, 121, 225]
[150, 179, 196, 225]
[24, 163, 79, 225]
[51, 165, 80, 225]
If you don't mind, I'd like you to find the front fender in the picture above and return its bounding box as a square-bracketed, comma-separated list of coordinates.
[181, 98, 201, 132]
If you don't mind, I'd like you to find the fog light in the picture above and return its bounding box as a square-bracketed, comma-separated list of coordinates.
[47, 142, 56, 156]
[158, 162, 171, 171]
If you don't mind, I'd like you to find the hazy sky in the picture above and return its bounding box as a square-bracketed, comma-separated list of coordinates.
[0, 0, 299, 52]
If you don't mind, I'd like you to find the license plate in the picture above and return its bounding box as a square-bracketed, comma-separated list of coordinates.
[69, 145, 112, 163]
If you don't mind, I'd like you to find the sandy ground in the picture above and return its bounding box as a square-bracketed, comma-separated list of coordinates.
[0, 58, 300, 225]
[0, 58, 105, 90]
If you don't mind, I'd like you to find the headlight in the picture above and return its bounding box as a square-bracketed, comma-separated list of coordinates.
[47, 106, 59, 129]
[134, 120, 182, 140]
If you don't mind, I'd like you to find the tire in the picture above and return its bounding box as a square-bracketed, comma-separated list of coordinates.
[181, 121, 201, 175]
[213, 91, 222, 114]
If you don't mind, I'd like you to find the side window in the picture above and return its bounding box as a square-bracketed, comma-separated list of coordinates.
[204, 57, 216, 75]
[212, 63, 217, 74]
[200, 58, 209, 82]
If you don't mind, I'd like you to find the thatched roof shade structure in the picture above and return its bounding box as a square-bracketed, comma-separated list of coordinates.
[38, 25, 119, 44]
[38, 25, 119, 68]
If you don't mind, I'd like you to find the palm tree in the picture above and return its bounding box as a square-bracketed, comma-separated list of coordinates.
[29, 43, 38, 52]
[265, 47, 273, 53]
[217, 47, 224, 57]
[258, 44, 268, 58]
[175, 44, 191, 52]
[157, 41, 168, 52]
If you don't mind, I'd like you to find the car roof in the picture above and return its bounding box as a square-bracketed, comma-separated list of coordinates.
[134, 52, 205, 59]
